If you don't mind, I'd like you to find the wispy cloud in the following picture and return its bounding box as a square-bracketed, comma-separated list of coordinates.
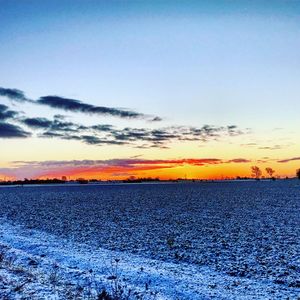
[41, 123, 244, 148]
[22, 117, 79, 132]
[0, 157, 251, 179]
[0, 122, 31, 138]
[0, 87, 28, 102]
[1, 86, 246, 148]
[17, 115, 245, 148]
[0, 104, 18, 121]
[241, 141, 291, 151]
[37, 96, 150, 120]
[0, 86, 160, 121]
[258, 145, 283, 150]
[277, 157, 300, 163]
[227, 158, 251, 163]
[240, 143, 258, 147]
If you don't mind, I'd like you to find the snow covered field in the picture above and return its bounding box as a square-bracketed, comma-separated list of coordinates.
[0, 181, 299, 299]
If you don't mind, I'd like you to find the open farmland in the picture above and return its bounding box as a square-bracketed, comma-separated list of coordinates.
[0, 181, 299, 299]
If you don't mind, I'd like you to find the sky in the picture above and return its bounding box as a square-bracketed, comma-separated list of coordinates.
[0, 0, 300, 180]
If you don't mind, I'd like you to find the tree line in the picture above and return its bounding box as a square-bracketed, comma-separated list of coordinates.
[251, 166, 300, 180]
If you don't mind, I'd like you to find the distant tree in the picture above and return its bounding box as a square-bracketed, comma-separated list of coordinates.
[251, 166, 262, 180]
[296, 169, 300, 179]
[265, 167, 275, 179]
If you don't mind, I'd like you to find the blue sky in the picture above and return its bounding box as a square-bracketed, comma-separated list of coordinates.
[1, 0, 299, 126]
[0, 1, 300, 179]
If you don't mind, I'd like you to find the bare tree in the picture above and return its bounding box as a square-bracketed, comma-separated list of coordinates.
[251, 166, 262, 180]
[297, 169, 300, 179]
[265, 167, 275, 179]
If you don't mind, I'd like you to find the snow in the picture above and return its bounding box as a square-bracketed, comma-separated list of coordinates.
[1, 220, 298, 299]
[0, 181, 299, 299]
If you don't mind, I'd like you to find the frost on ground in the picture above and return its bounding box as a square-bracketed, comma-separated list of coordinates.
[0, 222, 158, 300]
[0, 181, 300, 299]
[1, 221, 299, 300]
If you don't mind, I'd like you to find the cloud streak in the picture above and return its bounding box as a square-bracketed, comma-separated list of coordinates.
[277, 157, 300, 163]
[0, 87, 160, 121]
[37, 96, 149, 119]
[41, 122, 244, 148]
[22, 117, 79, 132]
[16, 115, 246, 148]
[0, 104, 18, 121]
[0, 122, 31, 138]
[0, 87, 28, 102]
[0, 157, 251, 179]
[1, 86, 246, 148]
[227, 158, 251, 163]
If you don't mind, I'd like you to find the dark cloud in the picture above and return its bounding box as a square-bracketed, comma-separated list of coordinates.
[18, 116, 245, 148]
[40, 131, 67, 138]
[0, 86, 161, 121]
[227, 158, 251, 163]
[0, 104, 18, 121]
[0, 99, 247, 148]
[106, 125, 244, 147]
[22, 117, 79, 133]
[91, 124, 114, 132]
[227, 125, 243, 136]
[151, 116, 163, 122]
[80, 135, 107, 145]
[37, 96, 148, 119]
[81, 135, 126, 145]
[53, 114, 67, 120]
[0, 122, 31, 138]
[22, 117, 53, 129]
[0, 85, 245, 147]
[38, 130, 126, 146]
[0, 87, 28, 102]
[277, 157, 300, 163]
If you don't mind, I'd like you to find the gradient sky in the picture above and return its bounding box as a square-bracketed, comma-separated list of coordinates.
[0, 0, 300, 180]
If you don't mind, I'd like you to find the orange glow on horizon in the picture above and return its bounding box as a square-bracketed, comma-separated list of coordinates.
[34, 163, 298, 181]
[1, 156, 299, 181]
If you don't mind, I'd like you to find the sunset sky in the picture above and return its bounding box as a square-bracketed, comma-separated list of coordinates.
[0, 0, 299, 180]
